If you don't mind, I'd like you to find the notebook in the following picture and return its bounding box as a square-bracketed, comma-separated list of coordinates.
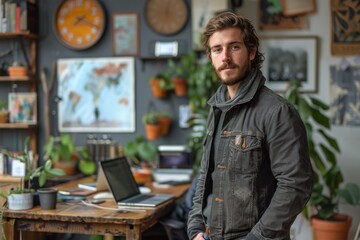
[78, 166, 108, 191]
[99, 157, 175, 207]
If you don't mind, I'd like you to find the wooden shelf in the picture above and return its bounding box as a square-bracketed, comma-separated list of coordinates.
[0, 76, 34, 82]
[0, 123, 37, 129]
[0, 32, 37, 39]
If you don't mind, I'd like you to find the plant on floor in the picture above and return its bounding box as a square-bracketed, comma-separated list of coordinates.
[284, 79, 360, 239]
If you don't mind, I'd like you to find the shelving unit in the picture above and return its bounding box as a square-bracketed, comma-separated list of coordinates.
[0, 32, 38, 154]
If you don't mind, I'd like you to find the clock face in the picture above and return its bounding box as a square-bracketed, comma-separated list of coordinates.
[54, 0, 106, 50]
[145, 0, 188, 35]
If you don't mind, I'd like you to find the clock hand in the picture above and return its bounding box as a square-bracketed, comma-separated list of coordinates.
[78, 18, 99, 29]
[74, 15, 86, 25]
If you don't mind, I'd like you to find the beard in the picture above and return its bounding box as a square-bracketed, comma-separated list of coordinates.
[215, 58, 251, 86]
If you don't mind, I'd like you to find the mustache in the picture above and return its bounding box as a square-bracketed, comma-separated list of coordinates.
[218, 62, 237, 71]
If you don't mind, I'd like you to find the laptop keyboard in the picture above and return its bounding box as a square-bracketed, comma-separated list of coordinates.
[124, 194, 153, 203]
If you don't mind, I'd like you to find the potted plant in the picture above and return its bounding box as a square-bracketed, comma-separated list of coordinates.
[0, 100, 9, 123]
[0, 137, 65, 210]
[149, 74, 172, 98]
[166, 51, 197, 97]
[157, 111, 172, 136]
[284, 79, 360, 240]
[7, 61, 28, 77]
[142, 112, 161, 141]
[44, 134, 95, 176]
[123, 135, 158, 185]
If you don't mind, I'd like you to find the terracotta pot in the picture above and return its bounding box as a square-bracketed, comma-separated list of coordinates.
[149, 78, 168, 98]
[144, 124, 161, 141]
[53, 160, 78, 176]
[158, 116, 172, 136]
[173, 77, 187, 96]
[8, 66, 28, 77]
[311, 213, 352, 240]
[132, 168, 153, 185]
[0, 112, 8, 123]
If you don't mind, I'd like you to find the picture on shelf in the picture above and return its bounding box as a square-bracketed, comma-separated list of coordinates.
[8, 93, 37, 124]
[57, 57, 135, 132]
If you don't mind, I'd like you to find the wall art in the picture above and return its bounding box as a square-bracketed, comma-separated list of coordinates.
[8, 92, 37, 124]
[57, 57, 135, 132]
[112, 13, 139, 56]
[261, 36, 318, 93]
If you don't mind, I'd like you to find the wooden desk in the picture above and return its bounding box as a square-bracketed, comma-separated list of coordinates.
[3, 176, 191, 240]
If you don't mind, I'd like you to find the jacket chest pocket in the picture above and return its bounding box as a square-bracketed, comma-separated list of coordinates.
[229, 132, 263, 173]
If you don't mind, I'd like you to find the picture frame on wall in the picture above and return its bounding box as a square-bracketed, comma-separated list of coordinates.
[261, 36, 318, 93]
[281, 0, 316, 16]
[259, 0, 309, 30]
[57, 57, 135, 133]
[112, 13, 139, 56]
[8, 93, 37, 124]
[330, 0, 360, 56]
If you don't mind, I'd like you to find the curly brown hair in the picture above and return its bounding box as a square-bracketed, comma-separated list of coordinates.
[201, 11, 264, 69]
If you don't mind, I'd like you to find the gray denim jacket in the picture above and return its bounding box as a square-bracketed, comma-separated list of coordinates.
[187, 69, 313, 240]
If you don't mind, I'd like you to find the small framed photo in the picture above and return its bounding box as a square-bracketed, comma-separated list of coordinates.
[8, 93, 37, 124]
[281, 0, 316, 16]
[261, 36, 318, 93]
[154, 41, 178, 57]
[112, 13, 139, 56]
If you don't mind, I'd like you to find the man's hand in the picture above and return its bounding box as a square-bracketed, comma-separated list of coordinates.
[193, 232, 209, 240]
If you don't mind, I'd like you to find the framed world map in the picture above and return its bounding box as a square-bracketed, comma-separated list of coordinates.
[57, 57, 135, 132]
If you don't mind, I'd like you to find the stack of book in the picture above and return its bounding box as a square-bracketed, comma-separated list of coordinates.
[0, 0, 37, 33]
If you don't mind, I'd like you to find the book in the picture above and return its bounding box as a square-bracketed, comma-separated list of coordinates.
[58, 187, 95, 196]
[78, 182, 97, 191]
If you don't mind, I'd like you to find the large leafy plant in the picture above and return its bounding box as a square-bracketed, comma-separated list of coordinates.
[284, 79, 360, 220]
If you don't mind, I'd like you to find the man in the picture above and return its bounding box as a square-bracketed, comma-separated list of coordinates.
[187, 11, 313, 240]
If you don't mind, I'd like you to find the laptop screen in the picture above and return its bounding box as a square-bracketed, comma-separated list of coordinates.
[100, 157, 140, 201]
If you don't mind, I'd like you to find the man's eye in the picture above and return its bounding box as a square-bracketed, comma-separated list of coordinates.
[212, 48, 222, 54]
[231, 45, 240, 51]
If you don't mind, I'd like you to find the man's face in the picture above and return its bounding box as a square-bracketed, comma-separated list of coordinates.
[208, 27, 256, 86]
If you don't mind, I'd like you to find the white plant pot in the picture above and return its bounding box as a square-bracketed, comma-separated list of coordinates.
[8, 192, 33, 210]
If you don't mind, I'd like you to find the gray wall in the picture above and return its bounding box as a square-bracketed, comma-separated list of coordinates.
[36, 0, 196, 152]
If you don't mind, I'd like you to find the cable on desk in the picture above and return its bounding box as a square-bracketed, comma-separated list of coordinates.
[81, 200, 146, 213]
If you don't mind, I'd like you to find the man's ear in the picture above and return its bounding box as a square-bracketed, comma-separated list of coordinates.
[249, 47, 256, 61]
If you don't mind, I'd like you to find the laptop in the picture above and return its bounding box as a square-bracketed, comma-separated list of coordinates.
[152, 145, 194, 183]
[99, 157, 175, 207]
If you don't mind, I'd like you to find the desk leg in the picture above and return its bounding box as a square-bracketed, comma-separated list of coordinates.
[126, 224, 142, 240]
[2, 219, 19, 240]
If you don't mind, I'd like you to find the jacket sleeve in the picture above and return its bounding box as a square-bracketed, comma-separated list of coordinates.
[187, 164, 207, 239]
[249, 102, 313, 239]
[187, 110, 214, 239]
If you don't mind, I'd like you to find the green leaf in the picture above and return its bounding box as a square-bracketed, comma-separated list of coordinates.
[319, 143, 336, 166]
[38, 171, 47, 187]
[318, 129, 340, 152]
[44, 160, 52, 171]
[310, 97, 329, 110]
[310, 108, 330, 129]
[78, 160, 96, 175]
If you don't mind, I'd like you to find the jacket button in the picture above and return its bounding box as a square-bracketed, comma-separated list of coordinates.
[223, 130, 231, 135]
[214, 197, 224, 203]
[217, 164, 226, 169]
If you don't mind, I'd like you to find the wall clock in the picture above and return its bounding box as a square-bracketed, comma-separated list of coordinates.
[54, 0, 106, 50]
[145, 0, 189, 35]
